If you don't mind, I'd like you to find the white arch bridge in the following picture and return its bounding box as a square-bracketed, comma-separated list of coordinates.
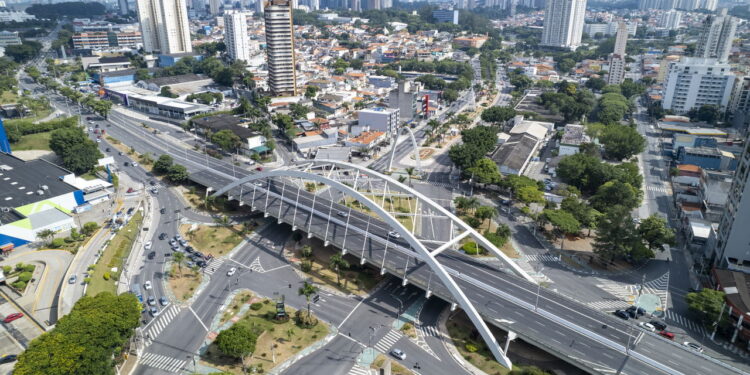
[211, 160, 743, 375]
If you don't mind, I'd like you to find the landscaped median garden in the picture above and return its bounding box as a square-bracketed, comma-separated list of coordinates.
[201, 290, 329, 374]
[86, 211, 143, 296]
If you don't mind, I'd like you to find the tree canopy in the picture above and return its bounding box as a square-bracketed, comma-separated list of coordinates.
[638, 214, 675, 251]
[593, 205, 652, 262]
[686, 289, 726, 326]
[211, 129, 242, 151]
[449, 126, 498, 171]
[481, 106, 516, 124]
[590, 180, 641, 212]
[598, 124, 646, 160]
[466, 157, 501, 185]
[538, 81, 596, 122]
[49, 127, 101, 174]
[556, 153, 642, 196]
[215, 324, 257, 359]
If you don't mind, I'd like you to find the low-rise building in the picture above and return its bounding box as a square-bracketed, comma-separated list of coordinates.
[191, 114, 269, 154]
[293, 128, 339, 152]
[558, 124, 588, 156]
[343, 131, 386, 155]
[0, 31, 21, 47]
[490, 121, 550, 175]
[356, 107, 399, 136]
[677, 146, 737, 171]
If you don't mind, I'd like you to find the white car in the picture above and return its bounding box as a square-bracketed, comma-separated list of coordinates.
[227, 267, 237, 276]
[144, 241, 152, 250]
[638, 322, 656, 332]
[132, 162, 139, 167]
[388, 231, 401, 239]
[144, 281, 152, 290]
[683, 342, 704, 353]
[390, 348, 406, 360]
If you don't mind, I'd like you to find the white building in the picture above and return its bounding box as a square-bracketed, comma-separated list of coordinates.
[606, 22, 628, 85]
[695, 9, 737, 62]
[136, 0, 192, 54]
[583, 22, 636, 37]
[209, 0, 222, 14]
[357, 107, 400, 135]
[541, 0, 586, 50]
[662, 57, 735, 114]
[224, 10, 251, 63]
[264, 0, 297, 96]
[558, 124, 588, 156]
[714, 135, 750, 271]
[119, 0, 129, 15]
[730, 76, 750, 116]
[659, 10, 682, 30]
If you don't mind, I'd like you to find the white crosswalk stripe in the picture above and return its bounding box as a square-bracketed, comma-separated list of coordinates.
[589, 272, 670, 312]
[414, 325, 440, 359]
[664, 310, 708, 336]
[647, 185, 671, 194]
[249, 256, 265, 273]
[586, 299, 632, 311]
[420, 325, 439, 337]
[139, 352, 187, 373]
[348, 364, 372, 375]
[523, 254, 561, 263]
[144, 305, 181, 347]
[374, 330, 402, 353]
[202, 258, 225, 275]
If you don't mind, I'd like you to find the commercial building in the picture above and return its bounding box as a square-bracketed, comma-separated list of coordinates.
[662, 57, 735, 114]
[388, 80, 420, 121]
[558, 124, 588, 156]
[452, 35, 488, 49]
[209, 0, 222, 14]
[714, 139, 750, 271]
[0, 11, 35, 23]
[191, 114, 269, 154]
[264, 0, 297, 96]
[695, 9, 737, 63]
[606, 22, 628, 85]
[357, 107, 399, 135]
[490, 120, 551, 175]
[729, 76, 750, 116]
[541, 0, 586, 50]
[0, 152, 112, 249]
[659, 10, 682, 30]
[0, 31, 20, 47]
[136, 0, 192, 54]
[432, 8, 458, 25]
[72, 31, 142, 50]
[224, 10, 251, 63]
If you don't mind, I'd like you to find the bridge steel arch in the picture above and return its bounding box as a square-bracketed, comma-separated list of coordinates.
[387, 126, 421, 173]
[213, 160, 536, 370]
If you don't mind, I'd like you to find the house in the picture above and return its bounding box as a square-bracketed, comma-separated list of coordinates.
[343, 131, 386, 155]
[558, 124, 588, 156]
[490, 121, 550, 175]
[191, 114, 268, 154]
[293, 128, 338, 152]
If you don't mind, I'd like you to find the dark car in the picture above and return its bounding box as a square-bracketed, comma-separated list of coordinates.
[158, 233, 167, 240]
[197, 260, 207, 268]
[147, 251, 156, 260]
[0, 354, 18, 363]
[614, 310, 629, 320]
[650, 320, 667, 331]
[105, 147, 110, 152]
[149, 180, 156, 186]
[127, 207, 135, 215]
[160, 208, 166, 214]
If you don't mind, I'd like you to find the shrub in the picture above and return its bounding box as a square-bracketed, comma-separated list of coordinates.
[401, 322, 413, 332]
[14, 263, 25, 272]
[50, 238, 65, 248]
[465, 217, 482, 228]
[465, 343, 479, 353]
[22, 264, 34, 273]
[300, 260, 312, 272]
[17, 272, 32, 282]
[64, 237, 75, 243]
[1, 266, 10, 274]
[103, 272, 110, 280]
[250, 302, 263, 311]
[461, 242, 482, 255]
[12, 280, 26, 290]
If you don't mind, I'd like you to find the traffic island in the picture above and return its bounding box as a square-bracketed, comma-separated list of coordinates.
[87, 211, 143, 296]
[371, 354, 415, 375]
[166, 263, 202, 301]
[179, 223, 250, 258]
[284, 236, 383, 297]
[200, 296, 329, 374]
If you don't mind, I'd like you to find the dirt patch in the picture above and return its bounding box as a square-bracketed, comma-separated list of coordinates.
[201, 300, 329, 374]
[399, 322, 417, 339]
[220, 291, 255, 326]
[167, 263, 202, 301]
[344, 195, 417, 232]
[372, 354, 414, 375]
[179, 224, 249, 258]
[409, 148, 435, 160]
[286, 236, 383, 297]
[178, 185, 250, 215]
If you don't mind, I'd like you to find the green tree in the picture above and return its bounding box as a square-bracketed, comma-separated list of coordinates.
[686, 289, 726, 326]
[173, 251, 185, 271]
[211, 129, 242, 152]
[215, 324, 257, 360]
[49, 127, 88, 156]
[167, 164, 189, 182]
[598, 125, 646, 160]
[516, 185, 544, 206]
[474, 206, 497, 229]
[134, 69, 150, 82]
[454, 196, 480, 214]
[481, 106, 516, 125]
[159, 86, 178, 98]
[404, 167, 416, 186]
[638, 214, 675, 251]
[592, 205, 649, 262]
[585, 77, 607, 91]
[466, 157, 501, 185]
[590, 180, 640, 212]
[153, 154, 174, 174]
[442, 88, 459, 102]
[304, 85, 319, 99]
[560, 197, 599, 236]
[61, 142, 102, 174]
[688, 104, 721, 124]
[298, 281, 318, 319]
[81, 222, 99, 236]
[542, 209, 580, 250]
[37, 229, 56, 245]
[329, 253, 349, 285]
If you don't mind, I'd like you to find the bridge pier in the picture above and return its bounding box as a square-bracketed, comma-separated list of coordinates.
[402, 278, 408, 287]
[360, 257, 365, 265]
[341, 248, 347, 255]
[292, 225, 297, 231]
[324, 240, 329, 247]
[451, 303, 457, 311]
[426, 290, 432, 298]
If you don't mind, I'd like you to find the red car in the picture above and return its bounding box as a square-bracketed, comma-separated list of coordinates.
[255, 167, 263, 171]
[658, 331, 675, 340]
[3, 313, 23, 323]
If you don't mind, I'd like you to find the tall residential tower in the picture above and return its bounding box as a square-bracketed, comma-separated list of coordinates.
[264, 0, 297, 96]
[606, 22, 628, 85]
[541, 0, 587, 50]
[695, 9, 737, 62]
[224, 10, 251, 63]
[136, 0, 192, 54]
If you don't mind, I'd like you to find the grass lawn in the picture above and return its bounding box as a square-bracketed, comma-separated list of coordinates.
[219, 290, 254, 326]
[372, 354, 414, 375]
[291, 237, 382, 297]
[179, 224, 247, 257]
[168, 263, 202, 301]
[180, 185, 248, 214]
[11, 131, 51, 151]
[87, 212, 143, 297]
[0, 90, 18, 104]
[344, 194, 416, 232]
[201, 300, 329, 374]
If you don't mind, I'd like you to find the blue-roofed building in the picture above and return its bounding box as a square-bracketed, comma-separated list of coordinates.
[677, 146, 737, 171]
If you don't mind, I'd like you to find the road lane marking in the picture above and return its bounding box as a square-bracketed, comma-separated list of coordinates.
[189, 306, 209, 331]
[337, 296, 365, 329]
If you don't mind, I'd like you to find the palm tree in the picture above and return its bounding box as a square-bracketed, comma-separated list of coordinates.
[455, 196, 481, 215]
[475, 206, 497, 230]
[329, 253, 350, 285]
[173, 252, 185, 272]
[300, 245, 312, 258]
[37, 229, 56, 246]
[404, 167, 415, 186]
[298, 281, 318, 318]
[214, 215, 231, 227]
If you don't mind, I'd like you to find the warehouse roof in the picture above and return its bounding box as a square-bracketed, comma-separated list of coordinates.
[0, 153, 77, 209]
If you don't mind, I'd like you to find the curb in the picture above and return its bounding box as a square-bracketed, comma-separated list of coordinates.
[437, 308, 487, 375]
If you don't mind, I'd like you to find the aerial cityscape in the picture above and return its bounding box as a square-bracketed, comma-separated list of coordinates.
[0, 0, 747, 373]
